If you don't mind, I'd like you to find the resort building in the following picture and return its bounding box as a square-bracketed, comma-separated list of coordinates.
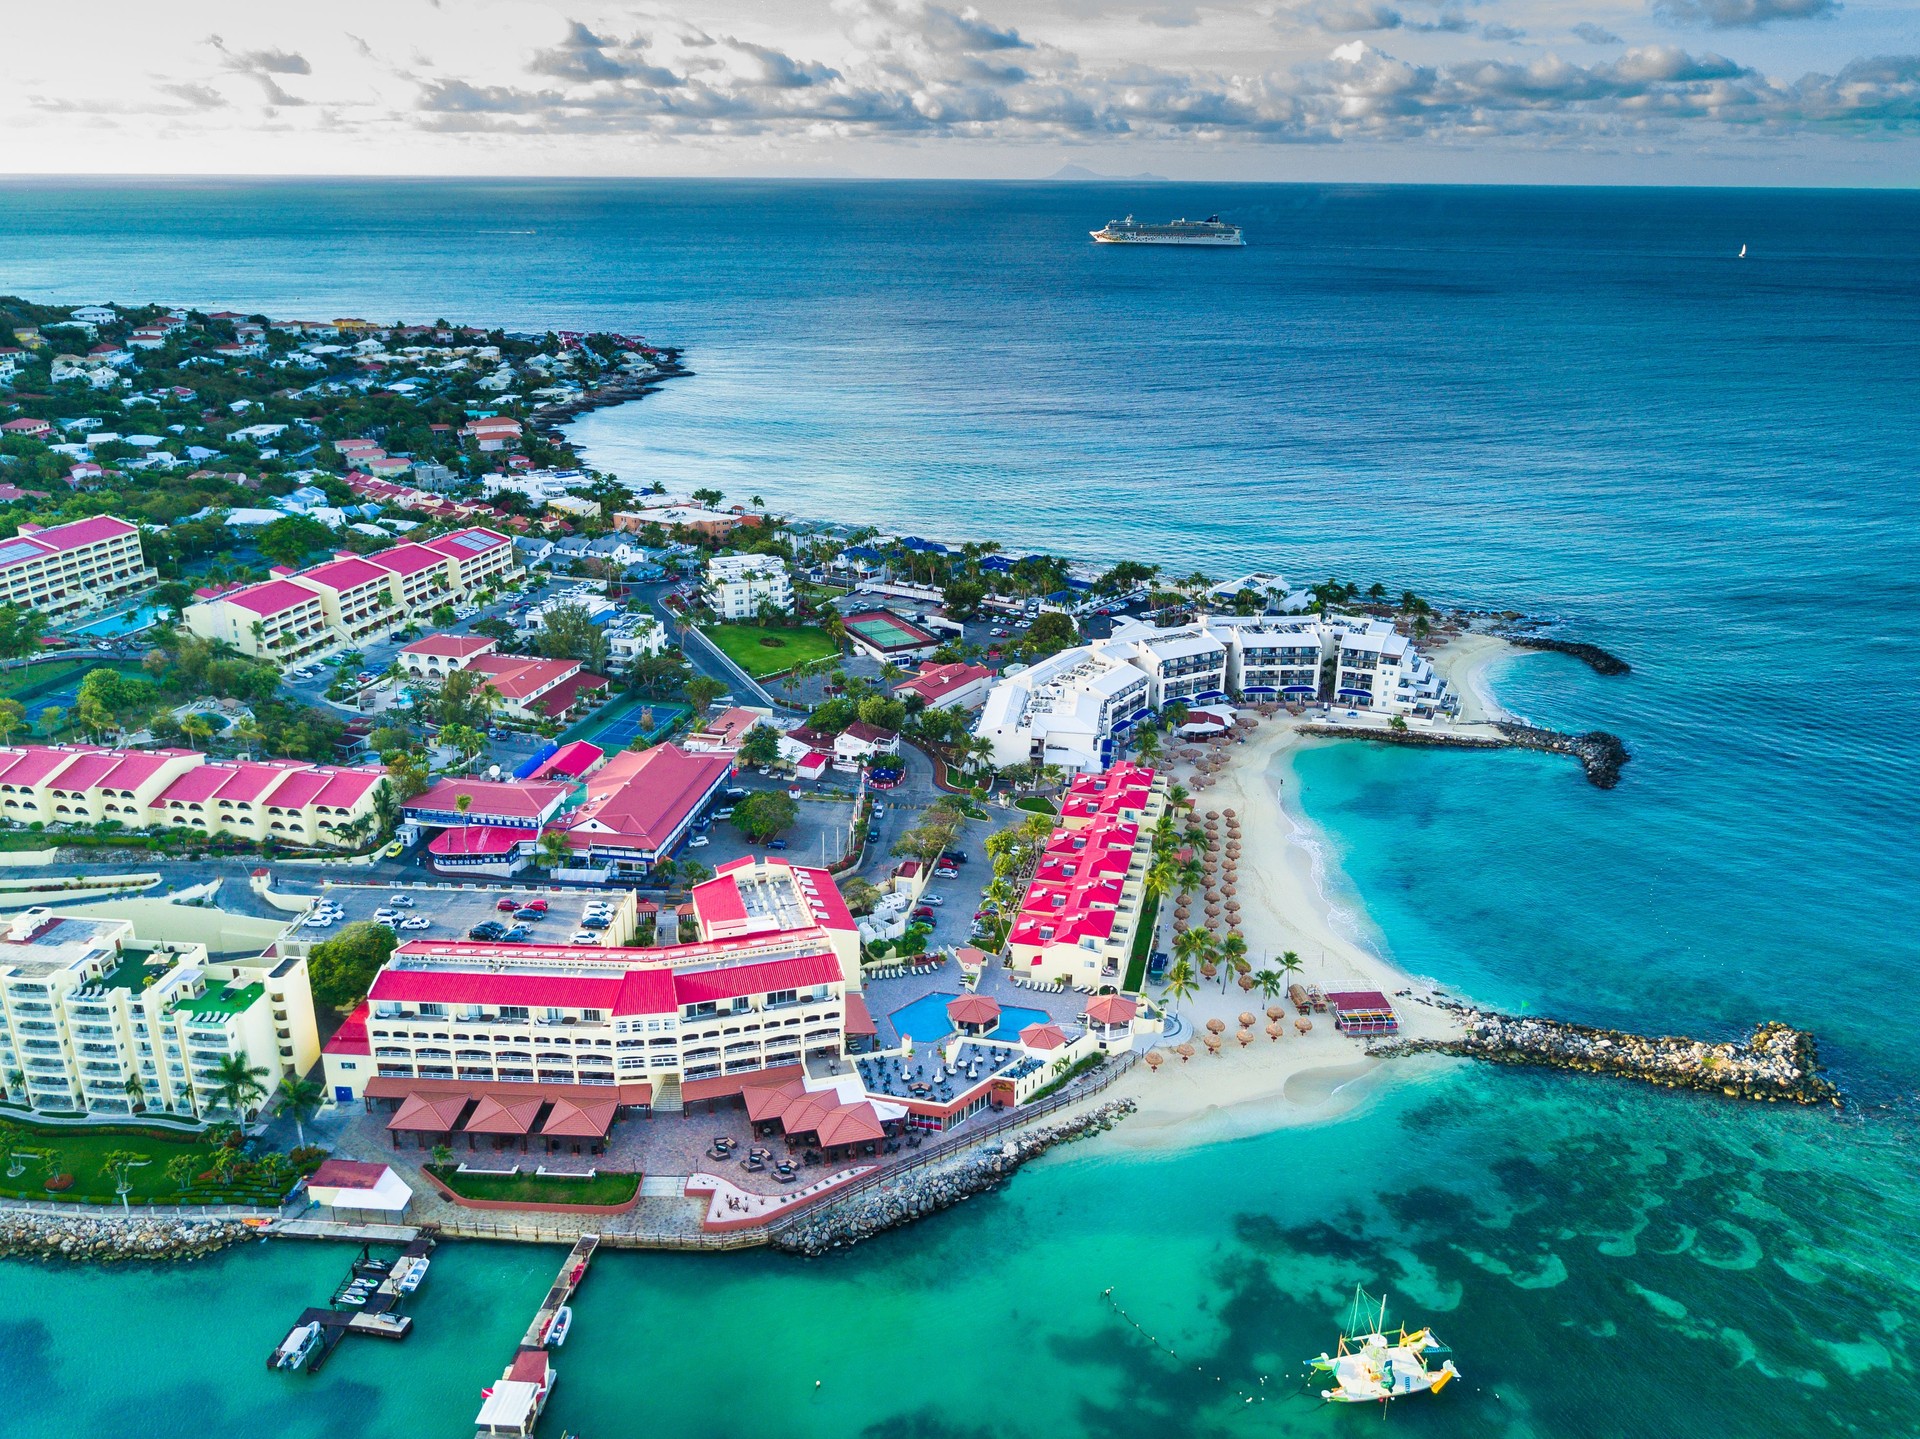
[1204, 571, 1309, 614]
[614, 504, 752, 540]
[184, 528, 518, 663]
[0, 906, 319, 1119]
[1007, 763, 1168, 989]
[0, 745, 387, 849]
[0, 515, 157, 621]
[398, 633, 498, 681]
[703, 553, 792, 619]
[974, 644, 1151, 773]
[464, 654, 611, 725]
[894, 661, 996, 712]
[684, 706, 776, 754]
[320, 856, 862, 1109]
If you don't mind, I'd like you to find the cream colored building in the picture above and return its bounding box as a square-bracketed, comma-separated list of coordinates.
[0, 515, 158, 620]
[0, 906, 319, 1119]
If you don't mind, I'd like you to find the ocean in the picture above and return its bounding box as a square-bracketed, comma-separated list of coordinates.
[2, 179, 1918, 1437]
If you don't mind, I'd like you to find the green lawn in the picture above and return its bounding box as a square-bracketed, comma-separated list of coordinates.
[699, 623, 839, 679]
[427, 1165, 639, 1206]
[1123, 890, 1161, 993]
[1015, 796, 1058, 815]
[0, 1117, 279, 1205]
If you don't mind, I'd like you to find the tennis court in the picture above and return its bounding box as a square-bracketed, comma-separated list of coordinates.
[562, 697, 688, 749]
[845, 610, 936, 654]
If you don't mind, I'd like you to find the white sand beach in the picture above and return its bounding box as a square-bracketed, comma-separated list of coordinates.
[1099, 712, 1470, 1151]
[1429, 630, 1520, 724]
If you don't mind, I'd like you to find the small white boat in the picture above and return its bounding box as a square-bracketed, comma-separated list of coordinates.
[545, 1305, 573, 1347]
[393, 1255, 430, 1293]
[1739, 243, 1747, 258]
[1309, 1287, 1458, 1403]
[272, 1321, 323, 1370]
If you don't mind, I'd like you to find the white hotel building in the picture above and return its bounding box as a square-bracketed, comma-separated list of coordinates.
[703, 553, 792, 620]
[977, 614, 1449, 772]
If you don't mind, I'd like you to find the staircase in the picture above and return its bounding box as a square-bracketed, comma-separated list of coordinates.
[651, 1076, 683, 1113]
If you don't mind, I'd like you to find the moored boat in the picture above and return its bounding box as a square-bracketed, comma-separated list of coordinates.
[1309, 1287, 1459, 1403]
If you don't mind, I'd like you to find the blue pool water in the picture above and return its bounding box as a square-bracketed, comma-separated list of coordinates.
[69, 604, 164, 637]
[888, 992, 1054, 1045]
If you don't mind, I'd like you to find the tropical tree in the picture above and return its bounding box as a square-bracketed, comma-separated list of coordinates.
[685, 675, 726, 712]
[1172, 925, 1214, 977]
[1255, 968, 1285, 1002]
[100, 1150, 150, 1210]
[179, 713, 216, 751]
[164, 1153, 199, 1193]
[275, 1074, 325, 1147]
[1162, 958, 1198, 1012]
[0, 698, 25, 745]
[1277, 950, 1305, 995]
[538, 828, 573, 871]
[208, 1053, 270, 1119]
[1134, 725, 1162, 763]
[370, 779, 401, 838]
[1219, 932, 1250, 988]
[123, 1073, 147, 1112]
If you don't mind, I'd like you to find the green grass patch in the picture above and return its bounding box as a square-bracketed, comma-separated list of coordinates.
[427, 1165, 639, 1206]
[1014, 796, 1057, 815]
[1024, 1053, 1106, 1105]
[699, 623, 839, 678]
[1123, 889, 1160, 993]
[0, 1118, 262, 1204]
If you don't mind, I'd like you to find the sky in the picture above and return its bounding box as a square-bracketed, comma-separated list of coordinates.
[3, 0, 1917, 184]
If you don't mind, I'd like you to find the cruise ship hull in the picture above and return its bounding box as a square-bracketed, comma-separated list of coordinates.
[1090, 231, 1244, 246]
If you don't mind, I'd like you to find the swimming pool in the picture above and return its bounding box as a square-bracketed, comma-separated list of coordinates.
[887, 991, 1056, 1045]
[70, 604, 165, 637]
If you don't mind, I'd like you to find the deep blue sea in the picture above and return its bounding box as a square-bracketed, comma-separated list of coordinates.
[2, 180, 1918, 1437]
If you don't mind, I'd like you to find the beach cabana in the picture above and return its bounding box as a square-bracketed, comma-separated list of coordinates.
[814, 1101, 887, 1157]
[1327, 991, 1399, 1036]
[307, 1159, 415, 1221]
[387, 1092, 472, 1149]
[744, 1078, 807, 1130]
[1019, 1021, 1069, 1052]
[777, 1090, 842, 1144]
[540, 1097, 617, 1153]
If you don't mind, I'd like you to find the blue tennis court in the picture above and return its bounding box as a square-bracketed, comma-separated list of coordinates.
[562, 698, 688, 749]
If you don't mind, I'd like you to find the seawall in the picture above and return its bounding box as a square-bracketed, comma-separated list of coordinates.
[0, 1211, 258, 1262]
[1298, 721, 1631, 788]
[1497, 632, 1633, 675]
[1373, 1011, 1838, 1106]
[769, 1099, 1136, 1257]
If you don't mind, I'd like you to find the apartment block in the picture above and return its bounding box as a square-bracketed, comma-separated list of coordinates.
[0, 515, 157, 620]
[704, 553, 792, 620]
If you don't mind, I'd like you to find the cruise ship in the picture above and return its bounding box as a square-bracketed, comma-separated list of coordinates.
[1090, 214, 1244, 246]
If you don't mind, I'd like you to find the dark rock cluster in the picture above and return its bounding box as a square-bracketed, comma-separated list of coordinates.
[1496, 633, 1633, 675]
[769, 1100, 1137, 1257]
[0, 1212, 255, 1262]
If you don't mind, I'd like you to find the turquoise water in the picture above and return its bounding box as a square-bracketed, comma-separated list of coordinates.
[887, 991, 1054, 1044]
[2, 179, 1917, 1433]
[69, 604, 164, 637]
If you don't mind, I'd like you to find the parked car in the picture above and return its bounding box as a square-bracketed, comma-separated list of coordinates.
[923, 894, 943, 907]
[502, 924, 531, 942]
[941, 851, 969, 866]
[912, 906, 935, 922]
[723, 786, 748, 800]
[763, 838, 788, 850]
[688, 835, 710, 848]
[570, 930, 597, 943]
[513, 907, 545, 921]
[521, 899, 548, 912]
[495, 898, 519, 912]
[711, 807, 735, 821]
[934, 865, 959, 879]
[388, 894, 414, 907]
[373, 908, 400, 924]
[469, 922, 506, 940]
[581, 915, 610, 930]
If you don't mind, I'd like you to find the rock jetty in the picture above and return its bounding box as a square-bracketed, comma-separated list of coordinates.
[1299, 721, 1630, 789]
[0, 1210, 256, 1262]
[1375, 1012, 1838, 1106]
[1498, 633, 1632, 675]
[770, 1099, 1136, 1257]
[529, 354, 686, 435]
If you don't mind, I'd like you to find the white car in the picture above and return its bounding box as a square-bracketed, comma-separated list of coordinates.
[688, 835, 710, 848]
[399, 916, 431, 931]
[303, 915, 335, 929]
[373, 909, 400, 923]
[389, 895, 415, 908]
[570, 930, 597, 943]
[924, 895, 943, 907]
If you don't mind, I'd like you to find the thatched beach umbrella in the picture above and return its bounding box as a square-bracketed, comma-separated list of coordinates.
[1206, 1017, 1226, 1036]
[1145, 1050, 1165, 1073]
[1176, 1043, 1196, 1063]
[1237, 974, 1255, 994]
[1237, 1029, 1253, 1048]
[1265, 1022, 1283, 1042]
[1238, 1012, 1256, 1028]
[1266, 1005, 1285, 1021]
[1204, 1034, 1223, 1056]
[1223, 808, 1237, 818]
[1295, 1017, 1313, 1034]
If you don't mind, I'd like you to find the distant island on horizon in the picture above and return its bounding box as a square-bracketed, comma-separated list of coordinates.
[1046, 164, 1171, 182]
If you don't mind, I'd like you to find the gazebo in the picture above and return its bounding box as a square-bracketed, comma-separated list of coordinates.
[1085, 993, 1138, 1046]
[387, 1092, 471, 1149]
[540, 1096, 618, 1154]
[1019, 1021, 1069, 1052]
[813, 1101, 888, 1158]
[463, 1094, 545, 1152]
[743, 1078, 808, 1134]
[946, 993, 1002, 1036]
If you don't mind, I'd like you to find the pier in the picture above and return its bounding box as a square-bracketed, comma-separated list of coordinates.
[474, 1233, 599, 1437]
[266, 1237, 435, 1375]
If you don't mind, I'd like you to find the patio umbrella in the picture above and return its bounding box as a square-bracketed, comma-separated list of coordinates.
[1223, 881, 1237, 896]
[1204, 1035, 1222, 1056]
[1265, 1022, 1283, 1042]
[1237, 1030, 1253, 1048]
[1295, 1017, 1313, 1034]
[1145, 1050, 1165, 1073]
[1206, 1017, 1226, 1036]
[1224, 808, 1237, 818]
[1266, 1005, 1285, 1021]
[1176, 1043, 1196, 1063]
[1238, 974, 1255, 994]
[1206, 810, 1219, 821]
[1239, 1012, 1256, 1028]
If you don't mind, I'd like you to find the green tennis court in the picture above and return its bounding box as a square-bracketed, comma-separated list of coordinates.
[847, 613, 932, 650]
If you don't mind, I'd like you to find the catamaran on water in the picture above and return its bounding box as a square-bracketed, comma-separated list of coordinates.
[1309, 1287, 1459, 1404]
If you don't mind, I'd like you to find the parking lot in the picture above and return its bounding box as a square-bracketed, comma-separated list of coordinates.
[288, 880, 617, 945]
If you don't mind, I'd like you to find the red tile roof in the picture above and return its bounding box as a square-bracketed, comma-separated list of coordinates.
[324, 1003, 371, 1056]
[530, 671, 609, 718]
[405, 777, 570, 823]
[309, 1158, 391, 1189]
[224, 578, 323, 617]
[370, 968, 626, 1011]
[671, 952, 842, 1005]
[427, 825, 532, 856]
[565, 744, 730, 853]
[401, 633, 496, 659]
[365, 542, 451, 577]
[895, 661, 994, 704]
[300, 556, 392, 592]
[529, 740, 603, 780]
[0, 515, 137, 565]
[469, 654, 579, 702]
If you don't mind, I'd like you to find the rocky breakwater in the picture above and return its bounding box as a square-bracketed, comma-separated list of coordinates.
[0, 1210, 256, 1262]
[1494, 721, 1631, 788]
[1496, 632, 1633, 675]
[1376, 1011, 1838, 1106]
[530, 351, 687, 434]
[770, 1100, 1136, 1257]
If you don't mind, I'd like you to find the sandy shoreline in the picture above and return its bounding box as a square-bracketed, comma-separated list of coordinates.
[1096, 711, 1479, 1152]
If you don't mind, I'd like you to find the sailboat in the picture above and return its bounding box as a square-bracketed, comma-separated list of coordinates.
[1308, 1286, 1459, 1403]
[1739, 244, 1747, 258]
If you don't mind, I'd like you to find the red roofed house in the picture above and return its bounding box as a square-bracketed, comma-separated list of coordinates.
[0, 418, 51, 438]
[1008, 762, 1166, 990]
[894, 661, 995, 712]
[0, 515, 156, 620]
[683, 706, 776, 755]
[321, 855, 863, 1105]
[833, 722, 899, 770]
[398, 632, 498, 681]
[467, 653, 610, 723]
[403, 776, 571, 832]
[558, 744, 732, 875]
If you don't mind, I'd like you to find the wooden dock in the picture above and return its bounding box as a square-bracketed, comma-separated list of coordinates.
[473, 1234, 600, 1437]
[524, 1233, 599, 1348]
[267, 1237, 436, 1375]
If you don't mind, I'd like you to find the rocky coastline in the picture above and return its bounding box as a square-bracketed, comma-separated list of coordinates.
[1374, 1010, 1838, 1106]
[1298, 720, 1630, 788]
[769, 1099, 1136, 1257]
[1496, 632, 1633, 675]
[529, 353, 687, 437]
[0, 1210, 257, 1262]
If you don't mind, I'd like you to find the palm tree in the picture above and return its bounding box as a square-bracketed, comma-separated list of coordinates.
[275, 1073, 325, 1146]
[1277, 949, 1304, 995]
[123, 1073, 147, 1113]
[1219, 932, 1249, 989]
[232, 716, 266, 754]
[1256, 968, 1285, 1002]
[1134, 726, 1161, 763]
[538, 828, 572, 871]
[208, 1053, 270, 1120]
[1176, 856, 1206, 900]
[1162, 958, 1198, 1012]
[179, 713, 216, 751]
[1172, 924, 1213, 977]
